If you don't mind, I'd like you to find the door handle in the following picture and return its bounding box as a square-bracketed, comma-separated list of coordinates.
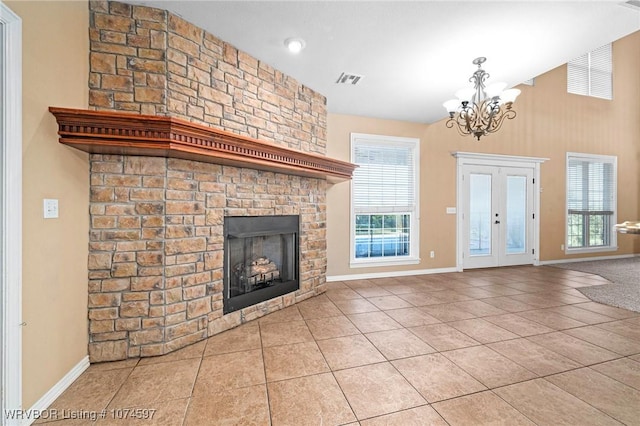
[494, 220, 501, 224]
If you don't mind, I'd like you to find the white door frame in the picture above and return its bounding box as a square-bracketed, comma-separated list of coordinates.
[452, 152, 547, 272]
[1, 1, 23, 418]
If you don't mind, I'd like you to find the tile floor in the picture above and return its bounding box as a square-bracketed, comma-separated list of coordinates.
[37, 266, 640, 425]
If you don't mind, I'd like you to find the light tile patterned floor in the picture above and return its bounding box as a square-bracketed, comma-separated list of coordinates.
[37, 266, 640, 425]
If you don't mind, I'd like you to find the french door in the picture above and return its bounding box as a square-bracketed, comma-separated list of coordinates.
[462, 164, 534, 269]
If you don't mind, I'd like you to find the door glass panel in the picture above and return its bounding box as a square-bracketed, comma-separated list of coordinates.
[506, 175, 527, 254]
[469, 174, 492, 256]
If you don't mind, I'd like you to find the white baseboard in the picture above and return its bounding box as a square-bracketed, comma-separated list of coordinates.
[328, 254, 640, 281]
[538, 253, 638, 266]
[327, 267, 458, 282]
[22, 356, 90, 426]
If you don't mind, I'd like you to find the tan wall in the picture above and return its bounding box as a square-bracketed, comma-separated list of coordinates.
[327, 30, 640, 278]
[7, 0, 90, 408]
[326, 116, 443, 277]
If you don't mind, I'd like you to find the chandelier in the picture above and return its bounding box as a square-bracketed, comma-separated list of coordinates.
[443, 57, 520, 141]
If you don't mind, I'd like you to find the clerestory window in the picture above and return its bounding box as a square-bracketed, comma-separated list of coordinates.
[567, 43, 612, 100]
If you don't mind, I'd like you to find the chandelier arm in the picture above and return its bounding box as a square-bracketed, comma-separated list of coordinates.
[485, 102, 501, 132]
[461, 106, 478, 135]
[472, 100, 494, 135]
[446, 115, 471, 137]
[455, 122, 469, 138]
[446, 110, 477, 138]
[446, 118, 466, 136]
[463, 108, 473, 133]
[488, 109, 517, 134]
[452, 109, 467, 131]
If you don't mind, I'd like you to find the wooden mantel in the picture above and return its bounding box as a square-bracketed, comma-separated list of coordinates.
[49, 107, 356, 182]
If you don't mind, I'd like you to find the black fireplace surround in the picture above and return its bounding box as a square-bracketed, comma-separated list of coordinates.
[223, 215, 300, 314]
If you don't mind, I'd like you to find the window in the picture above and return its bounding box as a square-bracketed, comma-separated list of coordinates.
[566, 153, 617, 252]
[350, 133, 419, 266]
[567, 43, 612, 100]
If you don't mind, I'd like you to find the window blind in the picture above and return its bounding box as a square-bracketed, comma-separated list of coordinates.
[567, 156, 615, 214]
[567, 43, 612, 100]
[352, 141, 415, 214]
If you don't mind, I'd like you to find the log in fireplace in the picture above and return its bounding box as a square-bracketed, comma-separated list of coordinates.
[223, 215, 300, 314]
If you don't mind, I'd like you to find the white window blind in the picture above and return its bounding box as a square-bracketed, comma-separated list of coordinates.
[567, 43, 612, 100]
[566, 153, 617, 250]
[567, 158, 615, 214]
[352, 142, 415, 213]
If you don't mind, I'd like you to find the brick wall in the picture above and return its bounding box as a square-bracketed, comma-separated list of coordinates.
[86, 1, 328, 361]
[89, 0, 326, 154]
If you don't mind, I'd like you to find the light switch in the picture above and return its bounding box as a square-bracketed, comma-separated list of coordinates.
[44, 199, 59, 219]
[446, 207, 457, 214]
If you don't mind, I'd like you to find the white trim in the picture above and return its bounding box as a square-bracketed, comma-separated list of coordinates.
[565, 246, 619, 255]
[21, 357, 90, 426]
[452, 152, 547, 271]
[1, 2, 23, 422]
[451, 151, 548, 165]
[538, 253, 637, 266]
[348, 257, 420, 268]
[327, 267, 458, 282]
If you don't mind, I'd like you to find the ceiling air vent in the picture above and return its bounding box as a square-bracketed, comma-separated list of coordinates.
[620, 0, 640, 10]
[336, 72, 363, 85]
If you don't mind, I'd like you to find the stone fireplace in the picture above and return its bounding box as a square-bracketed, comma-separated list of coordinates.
[46, 0, 355, 362]
[50, 107, 354, 363]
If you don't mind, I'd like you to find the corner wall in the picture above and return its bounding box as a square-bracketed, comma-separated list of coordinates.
[6, 0, 90, 409]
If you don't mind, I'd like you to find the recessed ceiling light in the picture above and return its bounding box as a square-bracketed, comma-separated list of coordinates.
[284, 38, 305, 54]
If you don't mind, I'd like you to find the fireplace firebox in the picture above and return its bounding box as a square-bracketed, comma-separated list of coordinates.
[223, 215, 300, 314]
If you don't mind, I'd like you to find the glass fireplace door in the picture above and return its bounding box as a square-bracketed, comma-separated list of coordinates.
[223, 215, 299, 314]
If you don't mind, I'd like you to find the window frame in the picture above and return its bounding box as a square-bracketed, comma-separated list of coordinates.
[349, 133, 420, 268]
[567, 43, 612, 100]
[565, 152, 618, 254]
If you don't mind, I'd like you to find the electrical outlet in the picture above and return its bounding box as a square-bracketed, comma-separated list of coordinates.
[430, 251, 435, 258]
[43, 199, 59, 219]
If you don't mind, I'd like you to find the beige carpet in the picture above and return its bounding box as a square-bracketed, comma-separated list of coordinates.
[551, 257, 640, 312]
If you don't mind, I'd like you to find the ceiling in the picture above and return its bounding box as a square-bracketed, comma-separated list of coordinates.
[127, 1, 640, 124]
